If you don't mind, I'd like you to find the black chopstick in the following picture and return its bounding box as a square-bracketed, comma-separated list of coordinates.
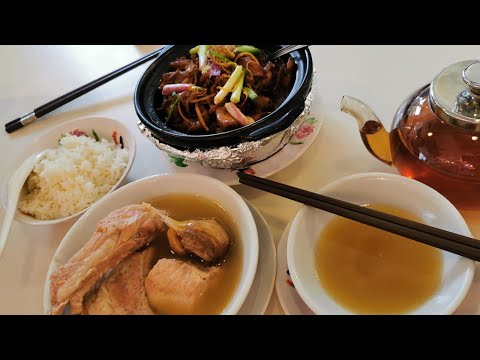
[237, 172, 480, 261]
[240, 172, 480, 250]
[5, 46, 171, 134]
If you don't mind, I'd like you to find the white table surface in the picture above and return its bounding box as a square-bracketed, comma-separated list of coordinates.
[1, 45, 479, 315]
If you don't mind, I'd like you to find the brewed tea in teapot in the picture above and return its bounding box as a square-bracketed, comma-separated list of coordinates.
[342, 60, 480, 209]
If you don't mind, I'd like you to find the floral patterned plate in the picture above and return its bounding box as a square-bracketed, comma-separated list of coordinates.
[158, 100, 323, 186]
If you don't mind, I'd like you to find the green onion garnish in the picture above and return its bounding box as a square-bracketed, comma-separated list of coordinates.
[92, 129, 100, 141]
[167, 92, 179, 124]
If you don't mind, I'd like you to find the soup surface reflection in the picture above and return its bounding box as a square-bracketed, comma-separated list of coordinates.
[315, 204, 443, 314]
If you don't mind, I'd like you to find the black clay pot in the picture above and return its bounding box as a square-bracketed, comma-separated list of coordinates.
[134, 45, 313, 149]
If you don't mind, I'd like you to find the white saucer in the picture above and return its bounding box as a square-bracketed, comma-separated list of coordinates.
[238, 199, 276, 315]
[276, 221, 480, 315]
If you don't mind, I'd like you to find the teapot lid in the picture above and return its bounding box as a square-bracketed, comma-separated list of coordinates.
[430, 60, 480, 132]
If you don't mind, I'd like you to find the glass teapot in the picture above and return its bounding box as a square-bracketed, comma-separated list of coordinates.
[341, 60, 480, 209]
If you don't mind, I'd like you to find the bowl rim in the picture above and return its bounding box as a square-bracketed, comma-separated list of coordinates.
[4, 116, 136, 225]
[134, 45, 313, 148]
[43, 172, 259, 315]
[287, 172, 476, 315]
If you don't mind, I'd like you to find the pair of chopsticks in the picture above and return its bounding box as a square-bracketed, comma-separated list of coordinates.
[5, 46, 169, 134]
[237, 172, 480, 261]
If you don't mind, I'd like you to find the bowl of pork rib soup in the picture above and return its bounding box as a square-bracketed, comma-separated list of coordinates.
[44, 173, 259, 315]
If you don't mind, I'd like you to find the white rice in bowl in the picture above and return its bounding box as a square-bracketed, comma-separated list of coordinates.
[19, 133, 129, 220]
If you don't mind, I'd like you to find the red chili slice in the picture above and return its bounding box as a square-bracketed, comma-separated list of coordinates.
[112, 131, 118, 145]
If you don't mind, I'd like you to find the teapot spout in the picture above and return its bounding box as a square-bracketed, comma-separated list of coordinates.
[341, 96, 393, 165]
[341, 96, 382, 130]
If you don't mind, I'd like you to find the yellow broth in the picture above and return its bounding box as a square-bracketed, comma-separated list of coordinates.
[315, 204, 443, 314]
[149, 194, 242, 314]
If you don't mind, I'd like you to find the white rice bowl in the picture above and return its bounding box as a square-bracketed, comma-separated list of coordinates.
[19, 133, 129, 220]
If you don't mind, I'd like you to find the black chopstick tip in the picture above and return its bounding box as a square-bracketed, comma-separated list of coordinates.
[5, 119, 23, 134]
[237, 169, 256, 178]
[5, 117, 20, 128]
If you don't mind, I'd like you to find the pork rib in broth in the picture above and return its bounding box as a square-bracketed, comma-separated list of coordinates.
[148, 194, 242, 314]
[145, 258, 222, 315]
[49, 203, 166, 315]
[158, 212, 230, 263]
